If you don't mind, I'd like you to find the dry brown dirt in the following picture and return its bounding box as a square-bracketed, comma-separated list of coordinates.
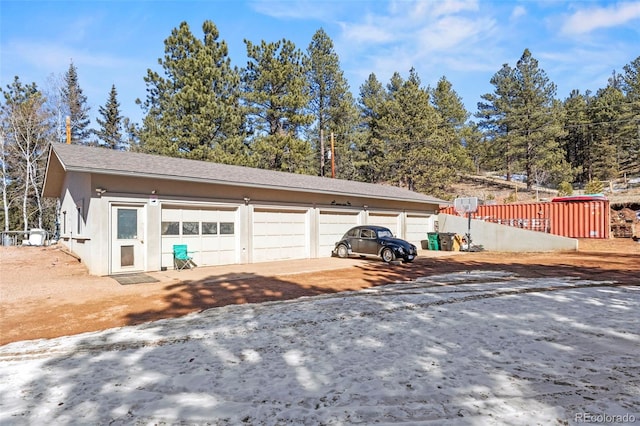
[1, 238, 639, 346]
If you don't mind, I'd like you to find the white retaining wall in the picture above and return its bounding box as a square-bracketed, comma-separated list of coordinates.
[437, 213, 578, 252]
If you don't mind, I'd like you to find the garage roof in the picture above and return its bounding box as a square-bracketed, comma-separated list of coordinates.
[44, 143, 448, 205]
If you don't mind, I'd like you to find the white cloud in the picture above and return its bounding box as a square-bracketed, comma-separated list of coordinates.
[6, 40, 130, 72]
[63, 15, 99, 43]
[416, 16, 491, 52]
[510, 5, 526, 21]
[561, 1, 640, 35]
[332, 0, 500, 97]
[429, 0, 479, 18]
[339, 21, 397, 44]
[250, 0, 336, 20]
[336, 1, 494, 55]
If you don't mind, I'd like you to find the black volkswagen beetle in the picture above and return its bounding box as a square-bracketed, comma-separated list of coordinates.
[332, 225, 417, 263]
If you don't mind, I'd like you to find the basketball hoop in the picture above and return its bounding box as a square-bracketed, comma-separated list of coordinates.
[453, 197, 478, 252]
[454, 197, 478, 214]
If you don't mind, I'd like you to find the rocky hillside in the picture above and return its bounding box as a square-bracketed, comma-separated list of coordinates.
[450, 175, 640, 209]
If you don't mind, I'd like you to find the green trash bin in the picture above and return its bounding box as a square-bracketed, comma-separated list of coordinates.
[427, 232, 440, 250]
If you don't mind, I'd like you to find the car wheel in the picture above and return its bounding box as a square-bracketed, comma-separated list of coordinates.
[381, 248, 395, 263]
[336, 244, 349, 258]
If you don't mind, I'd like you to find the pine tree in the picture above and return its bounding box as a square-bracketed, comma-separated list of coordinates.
[306, 28, 359, 178]
[461, 122, 486, 175]
[138, 20, 248, 164]
[512, 49, 570, 190]
[242, 38, 313, 173]
[122, 117, 139, 151]
[588, 83, 624, 180]
[360, 69, 451, 196]
[377, 69, 439, 191]
[476, 63, 519, 178]
[620, 56, 640, 176]
[477, 49, 572, 190]
[355, 73, 388, 183]
[430, 76, 473, 176]
[61, 61, 91, 144]
[562, 90, 590, 183]
[94, 85, 124, 150]
[431, 76, 468, 133]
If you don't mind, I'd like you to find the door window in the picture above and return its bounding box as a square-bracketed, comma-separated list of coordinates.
[117, 209, 137, 239]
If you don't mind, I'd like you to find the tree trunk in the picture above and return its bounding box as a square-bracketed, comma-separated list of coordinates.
[22, 155, 31, 232]
[1, 134, 9, 232]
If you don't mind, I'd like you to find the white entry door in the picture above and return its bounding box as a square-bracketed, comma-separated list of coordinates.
[111, 205, 145, 274]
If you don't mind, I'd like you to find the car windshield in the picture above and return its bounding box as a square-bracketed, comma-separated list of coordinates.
[377, 229, 393, 238]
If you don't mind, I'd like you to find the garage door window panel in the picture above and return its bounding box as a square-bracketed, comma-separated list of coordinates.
[182, 221, 199, 235]
[162, 221, 180, 235]
[202, 222, 218, 235]
[220, 222, 234, 235]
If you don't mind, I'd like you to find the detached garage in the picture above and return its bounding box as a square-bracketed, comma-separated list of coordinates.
[42, 143, 446, 276]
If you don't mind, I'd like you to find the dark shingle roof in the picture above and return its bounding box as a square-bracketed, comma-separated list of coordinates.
[48, 143, 447, 204]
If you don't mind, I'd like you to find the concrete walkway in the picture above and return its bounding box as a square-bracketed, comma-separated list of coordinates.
[146, 249, 463, 284]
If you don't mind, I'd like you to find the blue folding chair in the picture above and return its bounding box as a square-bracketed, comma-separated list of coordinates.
[173, 244, 195, 271]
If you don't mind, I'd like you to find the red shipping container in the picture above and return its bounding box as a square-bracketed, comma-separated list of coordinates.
[440, 200, 610, 239]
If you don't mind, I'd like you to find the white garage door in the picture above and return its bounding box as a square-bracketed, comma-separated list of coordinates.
[318, 211, 360, 257]
[368, 213, 400, 236]
[253, 209, 308, 262]
[406, 215, 432, 247]
[161, 207, 238, 268]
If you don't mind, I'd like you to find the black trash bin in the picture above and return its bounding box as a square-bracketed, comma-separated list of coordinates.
[438, 232, 456, 251]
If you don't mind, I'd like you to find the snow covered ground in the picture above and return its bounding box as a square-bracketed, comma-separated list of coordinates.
[1, 271, 638, 425]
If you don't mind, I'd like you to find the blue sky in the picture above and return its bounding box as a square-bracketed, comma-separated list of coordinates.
[1, 0, 639, 126]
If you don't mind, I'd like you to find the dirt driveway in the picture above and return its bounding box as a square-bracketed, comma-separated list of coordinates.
[1, 238, 639, 346]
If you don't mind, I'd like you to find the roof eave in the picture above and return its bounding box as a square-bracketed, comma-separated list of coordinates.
[42, 146, 66, 198]
[61, 166, 444, 205]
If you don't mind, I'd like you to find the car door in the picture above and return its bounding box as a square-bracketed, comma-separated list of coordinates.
[358, 228, 379, 255]
[342, 227, 360, 253]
